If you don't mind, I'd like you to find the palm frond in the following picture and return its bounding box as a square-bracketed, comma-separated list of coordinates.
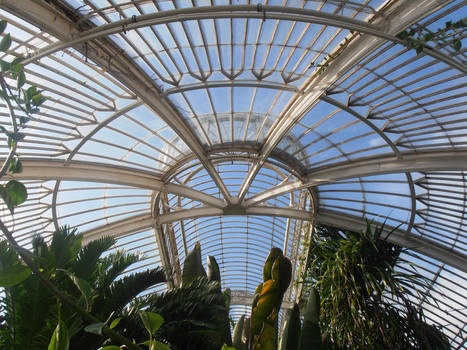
[94, 267, 166, 317]
[72, 236, 115, 280]
[96, 250, 140, 289]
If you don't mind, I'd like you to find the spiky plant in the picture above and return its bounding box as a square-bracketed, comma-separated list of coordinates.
[119, 277, 227, 350]
[0, 226, 166, 350]
[302, 222, 449, 350]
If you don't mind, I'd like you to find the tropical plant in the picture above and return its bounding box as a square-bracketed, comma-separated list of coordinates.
[249, 248, 292, 350]
[0, 226, 166, 350]
[118, 242, 231, 350]
[397, 18, 466, 54]
[230, 247, 293, 350]
[0, 19, 46, 213]
[301, 222, 450, 350]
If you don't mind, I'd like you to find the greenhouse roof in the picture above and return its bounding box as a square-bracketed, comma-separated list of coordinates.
[0, 0, 465, 347]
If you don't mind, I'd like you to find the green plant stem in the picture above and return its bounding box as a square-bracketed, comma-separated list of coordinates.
[0, 76, 18, 177]
[0, 197, 143, 350]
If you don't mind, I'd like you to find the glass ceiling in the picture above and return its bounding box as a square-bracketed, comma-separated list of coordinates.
[0, 0, 465, 347]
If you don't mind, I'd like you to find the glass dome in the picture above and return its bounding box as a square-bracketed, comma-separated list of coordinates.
[0, 0, 465, 347]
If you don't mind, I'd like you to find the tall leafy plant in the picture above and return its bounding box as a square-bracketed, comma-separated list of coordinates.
[0, 20, 146, 350]
[301, 222, 450, 350]
[0, 226, 166, 350]
[118, 242, 231, 350]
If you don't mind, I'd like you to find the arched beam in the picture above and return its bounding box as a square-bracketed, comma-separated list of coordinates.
[237, 0, 456, 202]
[162, 80, 302, 96]
[1, 0, 232, 204]
[244, 150, 467, 207]
[80, 205, 467, 273]
[8, 159, 224, 208]
[316, 209, 467, 274]
[82, 205, 312, 243]
[14, 4, 462, 73]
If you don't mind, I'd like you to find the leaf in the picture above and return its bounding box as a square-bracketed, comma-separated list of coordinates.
[221, 345, 237, 350]
[48, 320, 70, 350]
[0, 59, 10, 71]
[139, 311, 164, 335]
[11, 244, 48, 265]
[109, 317, 122, 329]
[0, 20, 6, 35]
[9, 132, 25, 142]
[5, 180, 28, 206]
[453, 39, 461, 51]
[11, 62, 22, 73]
[84, 322, 105, 335]
[17, 70, 26, 89]
[0, 264, 31, 287]
[58, 269, 93, 309]
[11, 56, 24, 66]
[9, 157, 22, 174]
[19, 116, 30, 125]
[0, 33, 11, 52]
[155, 341, 171, 350]
[0, 184, 15, 214]
[32, 93, 46, 106]
[101, 347, 122, 350]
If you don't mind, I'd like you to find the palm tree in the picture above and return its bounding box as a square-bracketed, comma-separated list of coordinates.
[118, 277, 228, 350]
[302, 222, 450, 350]
[0, 226, 166, 350]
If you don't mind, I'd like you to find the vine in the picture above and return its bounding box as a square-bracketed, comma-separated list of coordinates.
[0, 20, 145, 350]
[397, 18, 466, 54]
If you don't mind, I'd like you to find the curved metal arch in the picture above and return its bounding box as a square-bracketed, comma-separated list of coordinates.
[316, 209, 467, 273]
[51, 101, 145, 230]
[17, 4, 463, 73]
[1, 0, 232, 204]
[82, 206, 311, 243]
[162, 80, 303, 96]
[244, 150, 467, 207]
[162, 146, 308, 183]
[10, 159, 224, 208]
[236, 0, 456, 202]
[318, 95, 418, 235]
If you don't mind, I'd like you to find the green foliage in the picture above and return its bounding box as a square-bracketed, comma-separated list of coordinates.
[119, 277, 226, 350]
[278, 304, 301, 350]
[0, 241, 32, 287]
[0, 180, 27, 214]
[0, 263, 31, 287]
[222, 345, 237, 350]
[207, 255, 221, 283]
[139, 311, 167, 350]
[232, 315, 247, 350]
[250, 248, 292, 350]
[182, 242, 207, 285]
[298, 288, 321, 350]
[301, 222, 450, 350]
[397, 19, 466, 54]
[48, 320, 70, 350]
[140, 311, 164, 335]
[0, 20, 47, 216]
[0, 227, 166, 350]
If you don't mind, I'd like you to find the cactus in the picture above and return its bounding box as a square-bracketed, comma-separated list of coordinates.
[242, 317, 251, 347]
[233, 315, 248, 350]
[249, 248, 292, 350]
[298, 287, 322, 350]
[223, 288, 233, 346]
[182, 242, 206, 286]
[207, 255, 221, 283]
[279, 304, 301, 350]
